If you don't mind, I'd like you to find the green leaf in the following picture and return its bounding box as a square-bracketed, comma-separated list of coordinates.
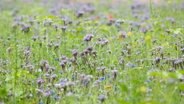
[178, 83, 184, 91]
[120, 83, 128, 92]
[0, 88, 7, 98]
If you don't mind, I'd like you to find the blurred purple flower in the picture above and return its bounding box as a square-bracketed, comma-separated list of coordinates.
[83, 34, 94, 42]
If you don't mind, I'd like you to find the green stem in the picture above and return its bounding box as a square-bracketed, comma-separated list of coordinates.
[149, 0, 153, 17]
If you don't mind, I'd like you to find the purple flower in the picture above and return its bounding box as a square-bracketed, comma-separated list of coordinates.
[72, 49, 78, 58]
[60, 26, 67, 32]
[83, 34, 94, 42]
[82, 3, 95, 14]
[86, 46, 93, 52]
[60, 60, 67, 69]
[51, 74, 57, 80]
[21, 24, 30, 33]
[40, 60, 49, 71]
[126, 62, 136, 68]
[37, 78, 44, 86]
[97, 38, 109, 46]
[43, 90, 52, 97]
[53, 42, 60, 50]
[99, 77, 105, 81]
[155, 57, 161, 64]
[43, 19, 53, 26]
[119, 31, 127, 38]
[66, 92, 73, 96]
[76, 10, 85, 18]
[32, 35, 39, 41]
[98, 94, 106, 102]
[54, 79, 68, 90]
[96, 66, 106, 75]
[80, 74, 93, 87]
[111, 69, 118, 80]
[166, 17, 175, 24]
[93, 80, 101, 87]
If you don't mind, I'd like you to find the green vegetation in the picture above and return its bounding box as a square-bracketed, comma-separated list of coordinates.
[0, 0, 184, 104]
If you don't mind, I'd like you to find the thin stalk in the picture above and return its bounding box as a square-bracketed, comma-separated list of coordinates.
[13, 29, 18, 104]
[149, 0, 153, 17]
